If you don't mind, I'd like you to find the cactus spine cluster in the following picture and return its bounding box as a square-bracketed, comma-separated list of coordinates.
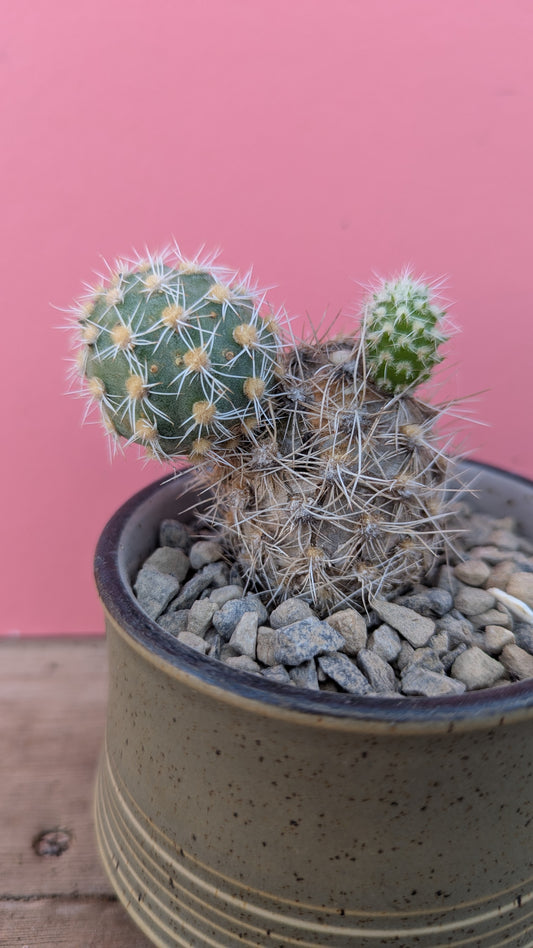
[71, 249, 452, 614]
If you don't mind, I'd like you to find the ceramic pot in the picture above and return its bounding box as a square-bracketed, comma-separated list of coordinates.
[94, 461, 533, 947]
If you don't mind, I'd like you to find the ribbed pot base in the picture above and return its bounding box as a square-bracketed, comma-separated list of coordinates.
[94, 740, 533, 948]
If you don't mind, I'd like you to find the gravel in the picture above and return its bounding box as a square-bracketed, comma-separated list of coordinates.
[132, 507, 533, 697]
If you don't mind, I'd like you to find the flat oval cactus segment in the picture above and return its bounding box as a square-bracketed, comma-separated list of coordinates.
[71, 249, 283, 458]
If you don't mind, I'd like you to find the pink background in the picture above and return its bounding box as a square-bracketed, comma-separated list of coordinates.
[2, 0, 532, 636]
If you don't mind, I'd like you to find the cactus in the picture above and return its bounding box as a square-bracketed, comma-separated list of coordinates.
[362, 271, 447, 394]
[70, 249, 454, 614]
[71, 248, 282, 460]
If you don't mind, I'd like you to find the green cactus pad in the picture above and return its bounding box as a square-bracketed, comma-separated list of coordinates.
[362, 273, 448, 394]
[73, 250, 282, 458]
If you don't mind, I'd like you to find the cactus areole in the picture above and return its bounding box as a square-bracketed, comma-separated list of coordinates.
[70, 248, 453, 614]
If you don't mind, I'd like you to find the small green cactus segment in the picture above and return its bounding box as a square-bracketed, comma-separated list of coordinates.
[362, 273, 448, 394]
[72, 250, 281, 458]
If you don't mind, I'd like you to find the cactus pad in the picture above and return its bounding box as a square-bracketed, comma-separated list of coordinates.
[72, 249, 282, 458]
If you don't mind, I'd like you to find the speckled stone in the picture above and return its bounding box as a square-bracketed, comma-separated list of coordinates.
[435, 614, 473, 646]
[451, 647, 505, 690]
[158, 518, 191, 551]
[189, 540, 224, 570]
[177, 630, 209, 654]
[468, 608, 513, 631]
[259, 618, 344, 667]
[187, 599, 218, 637]
[208, 585, 244, 606]
[499, 644, 533, 681]
[453, 586, 496, 617]
[514, 624, 533, 655]
[401, 665, 467, 697]
[261, 664, 293, 684]
[212, 596, 268, 639]
[224, 655, 261, 673]
[368, 624, 402, 663]
[371, 600, 435, 648]
[356, 649, 396, 694]
[289, 659, 320, 690]
[317, 653, 373, 695]
[144, 546, 190, 582]
[173, 562, 228, 609]
[157, 609, 189, 635]
[406, 647, 444, 675]
[134, 567, 181, 620]
[326, 609, 368, 656]
[454, 559, 492, 587]
[229, 611, 258, 658]
[269, 599, 316, 629]
[482, 625, 515, 655]
[399, 588, 453, 618]
[507, 572, 533, 609]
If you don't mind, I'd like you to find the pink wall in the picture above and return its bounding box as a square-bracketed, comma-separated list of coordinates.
[2, 0, 532, 636]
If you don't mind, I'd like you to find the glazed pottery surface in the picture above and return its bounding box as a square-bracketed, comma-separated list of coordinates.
[94, 462, 533, 947]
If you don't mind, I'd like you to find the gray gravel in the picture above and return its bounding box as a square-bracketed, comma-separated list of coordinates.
[133, 507, 533, 697]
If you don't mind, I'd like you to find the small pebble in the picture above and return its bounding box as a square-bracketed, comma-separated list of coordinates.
[172, 563, 226, 609]
[406, 647, 444, 675]
[482, 625, 515, 655]
[159, 518, 191, 551]
[499, 644, 533, 681]
[357, 649, 397, 693]
[269, 599, 315, 629]
[428, 631, 450, 656]
[263, 618, 344, 667]
[157, 609, 189, 635]
[399, 588, 453, 618]
[144, 546, 190, 582]
[368, 624, 402, 663]
[484, 561, 517, 590]
[213, 596, 268, 639]
[134, 567, 181, 620]
[514, 623, 533, 655]
[177, 630, 209, 654]
[453, 586, 496, 617]
[326, 609, 368, 655]
[441, 643, 468, 673]
[396, 641, 415, 671]
[317, 653, 373, 695]
[189, 540, 224, 570]
[451, 647, 505, 690]
[468, 608, 513, 631]
[401, 666, 466, 697]
[454, 559, 491, 587]
[262, 665, 293, 684]
[503, 573, 533, 611]
[289, 660, 320, 690]
[229, 611, 258, 658]
[187, 599, 218, 637]
[208, 585, 244, 606]
[224, 655, 261, 673]
[371, 600, 435, 648]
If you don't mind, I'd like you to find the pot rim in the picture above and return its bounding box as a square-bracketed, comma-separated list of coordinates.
[94, 460, 533, 728]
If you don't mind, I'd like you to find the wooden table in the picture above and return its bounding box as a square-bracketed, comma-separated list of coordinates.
[0, 638, 152, 947]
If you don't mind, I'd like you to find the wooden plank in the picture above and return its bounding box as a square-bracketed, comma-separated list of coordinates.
[0, 898, 151, 947]
[0, 638, 152, 945]
[0, 639, 110, 898]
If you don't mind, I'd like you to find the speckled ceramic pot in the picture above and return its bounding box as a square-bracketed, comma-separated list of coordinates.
[94, 462, 533, 948]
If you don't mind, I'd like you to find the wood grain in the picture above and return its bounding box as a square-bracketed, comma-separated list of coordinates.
[0, 638, 152, 946]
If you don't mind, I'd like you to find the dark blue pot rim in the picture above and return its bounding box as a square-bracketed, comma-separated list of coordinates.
[94, 460, 533, 726]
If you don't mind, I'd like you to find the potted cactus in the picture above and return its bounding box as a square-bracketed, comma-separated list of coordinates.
[70, 246, 533, 947]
